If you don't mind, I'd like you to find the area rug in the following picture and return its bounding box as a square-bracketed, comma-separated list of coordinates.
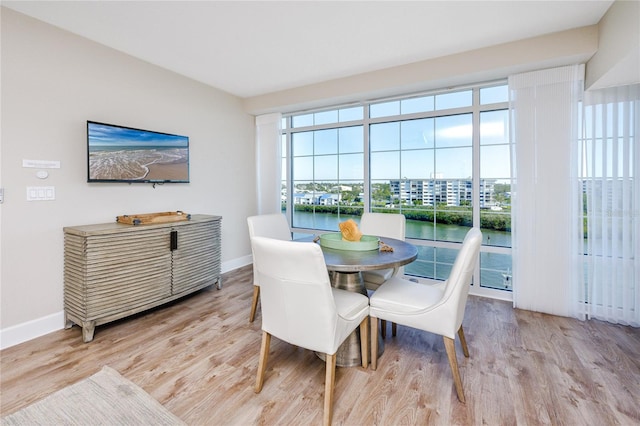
[1, 366, 185, 425]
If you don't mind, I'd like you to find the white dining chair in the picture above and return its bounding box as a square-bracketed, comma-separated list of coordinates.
[369, 227, 482, 403]
[251, 236, 370, 426]
[246, 214, 292, 323]
[359, 212, 406, 337]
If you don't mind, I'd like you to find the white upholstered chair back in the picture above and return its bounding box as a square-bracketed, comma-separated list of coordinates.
[251, 237, 360, 354]
[440, 227, 482, 335]
[247, 213, 291, 241]
[246, 214, 292, 322]
[359, 212, 405, 241]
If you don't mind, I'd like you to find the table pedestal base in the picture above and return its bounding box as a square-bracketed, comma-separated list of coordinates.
[317, 271, 384, 367]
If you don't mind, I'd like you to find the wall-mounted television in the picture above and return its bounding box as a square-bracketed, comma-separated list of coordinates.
[87, 121, 189, 183]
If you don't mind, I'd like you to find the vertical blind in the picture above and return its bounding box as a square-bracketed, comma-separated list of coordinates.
[577, 84, 639, 326]
[508, 64, 584, 317]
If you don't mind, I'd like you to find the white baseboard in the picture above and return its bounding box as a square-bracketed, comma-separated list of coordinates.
[221, 255, 252, 274]
[0, 258, 253, 350]
[0, 311, 65, 350]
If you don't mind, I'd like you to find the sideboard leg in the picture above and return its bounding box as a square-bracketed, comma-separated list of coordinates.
[216, 278, 222, 290]
[64, 314, 74, 329]
[82, 321, 96, 343]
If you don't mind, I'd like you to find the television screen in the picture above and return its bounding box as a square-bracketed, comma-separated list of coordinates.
[87, 121, 189, 183]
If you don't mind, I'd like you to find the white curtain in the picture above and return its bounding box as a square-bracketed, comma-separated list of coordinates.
[508, 65, 584, 317]
[255, 113, 282, 215]
[576, 84, 639, 326]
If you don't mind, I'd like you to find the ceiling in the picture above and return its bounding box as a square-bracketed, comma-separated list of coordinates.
[2, 1, 614, 99]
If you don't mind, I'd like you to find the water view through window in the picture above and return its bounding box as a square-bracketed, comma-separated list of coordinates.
[291, 211, 512, 290]
[283, 83, 512, 292]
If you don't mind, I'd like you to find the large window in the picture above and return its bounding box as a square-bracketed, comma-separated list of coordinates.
[282, 83, 512, 294]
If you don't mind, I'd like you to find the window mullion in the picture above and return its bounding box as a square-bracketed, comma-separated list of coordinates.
[472, 88, 481, 288]
[284, 117, 293, 221]
[363, 104, 371, 213]
[472, 88, 481, 227]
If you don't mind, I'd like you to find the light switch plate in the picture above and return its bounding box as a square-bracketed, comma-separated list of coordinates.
[26, 186, 55, 201]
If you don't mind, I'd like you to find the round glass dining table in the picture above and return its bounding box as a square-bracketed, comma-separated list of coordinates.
[301, 235, 418, 367]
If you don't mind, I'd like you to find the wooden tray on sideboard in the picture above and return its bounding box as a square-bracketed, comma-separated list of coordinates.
[116, 211, 191, 226]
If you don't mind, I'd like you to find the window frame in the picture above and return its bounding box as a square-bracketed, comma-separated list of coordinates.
[281, 82, 512, 301]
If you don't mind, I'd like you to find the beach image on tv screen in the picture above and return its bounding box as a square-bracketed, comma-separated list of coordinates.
[88, 122, 189, 182]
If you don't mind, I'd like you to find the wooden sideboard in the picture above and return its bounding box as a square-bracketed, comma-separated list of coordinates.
[63, 214, 222, 342]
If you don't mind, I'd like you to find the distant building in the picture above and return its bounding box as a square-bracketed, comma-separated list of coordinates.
[292, 178, 506, 208]
[293, 192, 341, 205]
[293, 192, 314, 205]
[318, 193, 340, 206]
[389, 178, 499, 208]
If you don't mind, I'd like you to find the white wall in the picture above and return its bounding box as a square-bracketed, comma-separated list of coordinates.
[243, 26, 599, 115]
[585, 0, 640, 90]
[244, 0, 637, 115]
[0, 8, 256, 347]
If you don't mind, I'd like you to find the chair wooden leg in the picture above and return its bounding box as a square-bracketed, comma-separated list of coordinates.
[323, 353, 337, 426]
[443, 336, 465, 403]
[391, 322, 397, 337]
[255, 331, 271, 393]
[249, 285, 260, 323]
[370, 317, 379, 371]
[458, 326, 469, 358]
[381, 319, 387, 338]
[359, 317, 369, 368]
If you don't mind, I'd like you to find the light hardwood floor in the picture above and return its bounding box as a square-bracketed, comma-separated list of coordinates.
[1, 265, 639, 425]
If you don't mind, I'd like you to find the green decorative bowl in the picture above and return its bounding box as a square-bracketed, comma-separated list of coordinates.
[319, 233, 380, 251]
